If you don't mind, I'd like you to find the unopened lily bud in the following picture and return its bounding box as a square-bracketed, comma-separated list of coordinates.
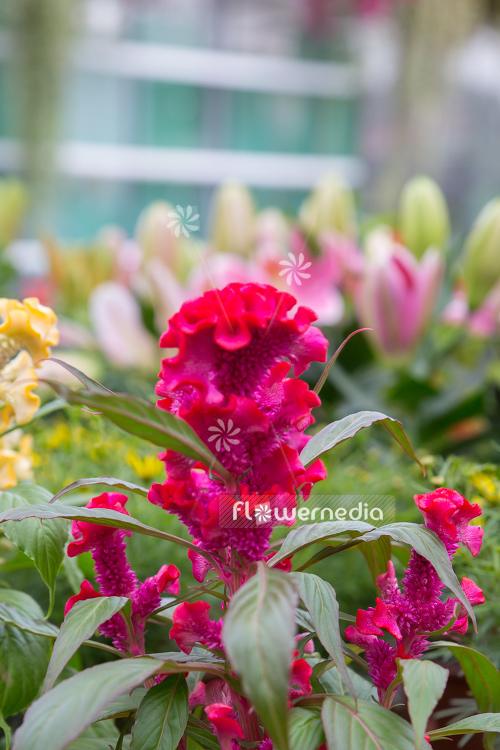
[210, 182, 255, 255]
[463, 198, 500, 307]
[0, 180, 28, 247]
[398, 176, 450, 259]
[299, 173, 357, 239]
[135, 201, 179, 269]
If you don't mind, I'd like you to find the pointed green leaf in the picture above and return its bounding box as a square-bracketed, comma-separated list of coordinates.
[321, 696, 426, 750]
[96, 689, 147, 721]
[401, 659, 448, 749]
[289, 707, 325, 750]
[427, 713, 500, 739]
[185, 718, 221, 750]
[0, 601, 58, 638]
[45, 361, 234, 489]
[51, 477, 149, 504]
[43, 596, 129, 692]
[130, 674, 188, 750]
[0, 503, 216, 562]
[430, 642, 500, 714]
[12, 657, 163, 750]
[357, 536, 392, 588]
[294, 573, 355, 701]
[0, 485, 68, 614]
[300, 412, 424, 474]
[0, 594, 51, 718]
[223, 564, 298, 750]
[269, 521, 374, 567]
[318, 666, 375, 701]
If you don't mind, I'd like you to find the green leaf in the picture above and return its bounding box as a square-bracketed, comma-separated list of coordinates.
[130, 674, 188, 750]
[300, 411, 424, 474]
[0, 593, 51, 718]
[46, 361, 234, 489]
[427, 713, 500, 739]
[401, 659, 448, 749]
[12, 657, 162, 750]
[223, 564, 298, 750]
[357, 536, 392, 588]
[430, 642, 500, 714]
[96, 688, 146, 721]
[0, 601, 59, 638]
[361, 524, 475, 625]
[67, 739, 130, 750]
[293, 573, 355, 701]
[43, 596, 129, 692]
[0, 485, 68, 614]
[269, 521, 374, 567]
[318, 666, 375, 701]
[289, 707, 325, 750]
[321, 696, 425, 750]
[51, 477, 149, 504]
[185, 718, 220, 750]
[0, 503, 216, 562]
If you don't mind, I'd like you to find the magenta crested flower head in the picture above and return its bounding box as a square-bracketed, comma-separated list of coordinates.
[156, 282, 328, 406]
[67, 492, 131, 557]
[149, 283, 328, 562]
[346, 487, 485, 701]
[415, 487, 484, 556]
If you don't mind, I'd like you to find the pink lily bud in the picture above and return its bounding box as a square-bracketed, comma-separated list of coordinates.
[355, 228, 444, 360]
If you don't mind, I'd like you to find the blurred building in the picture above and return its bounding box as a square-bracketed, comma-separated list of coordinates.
[0, 0, 364, 239]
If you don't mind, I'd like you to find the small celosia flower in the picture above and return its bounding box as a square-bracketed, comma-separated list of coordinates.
[65, 492, 180, 653]
[169, 601, 223, 655]
[345, 488, 485, 700]
[205, 703, 244, 750]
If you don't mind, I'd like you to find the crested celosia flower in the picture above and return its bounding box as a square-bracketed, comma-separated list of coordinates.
[205, 703, 245, 750]
[65, 492, 180, 653]
[170, 601, 223, 655]
[0, 297, 58, 366]
[149, 283, 328, 562]
[345, 488, 485, 701]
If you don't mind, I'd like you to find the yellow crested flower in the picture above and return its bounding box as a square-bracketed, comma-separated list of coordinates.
[0, 350, 40, 432]
[0, 430, 33, 490]
[126, 451, 163, 481]
[0, 297, 59, 366]
[471, 472, 500, 503]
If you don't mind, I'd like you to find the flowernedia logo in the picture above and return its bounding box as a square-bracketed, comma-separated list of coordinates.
[218, 494, 395, 529]
[278, 252, 312, 286]
[167, 205, 200, 238]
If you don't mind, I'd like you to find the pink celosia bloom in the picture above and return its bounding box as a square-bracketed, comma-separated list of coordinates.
[170, 601, 223, 655]
[354, 229, 444, 359]
[265, 551, 293, 572]
[149, 283, 327, 561]
[346, 488, 485, 699]
[205, 703, 244, 750]
[64, 579, 103, 616]
[131, 563, 180, 633]
[289, 652, 313, 702]
[68, 492, 138, 598]
[66, 492, 181, 653]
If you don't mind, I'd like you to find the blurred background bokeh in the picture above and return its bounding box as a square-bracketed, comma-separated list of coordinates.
[2, 0, 500, 724]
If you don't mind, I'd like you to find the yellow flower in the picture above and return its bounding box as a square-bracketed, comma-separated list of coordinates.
[0, 431, 33, 490]
[0, 350, 40, 432]
[126, 451, 163, 481]
[45, 422, 72, 450]
[471, 472, 499, 503]
[0, 297, 58, 366]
